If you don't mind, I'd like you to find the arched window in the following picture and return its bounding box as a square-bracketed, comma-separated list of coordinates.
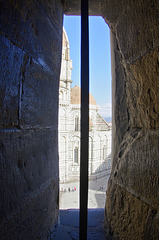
[74, 147, 79, 163]
[75, 116, 79, 131]
[103, 145, 107, 160]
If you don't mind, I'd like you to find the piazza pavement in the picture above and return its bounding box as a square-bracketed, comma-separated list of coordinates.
[59, 173, 110, 209]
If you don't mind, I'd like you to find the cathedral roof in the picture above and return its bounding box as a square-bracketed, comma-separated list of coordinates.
[71, 85, 96, 105]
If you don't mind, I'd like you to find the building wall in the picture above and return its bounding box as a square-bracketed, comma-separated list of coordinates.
[59, 132, 112, 182]
[59, 29, 112, 182]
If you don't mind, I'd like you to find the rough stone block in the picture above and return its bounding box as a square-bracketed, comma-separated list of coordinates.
[102, 0, 129, 26]
[116, 0, 159, 64]
[0, 0, 63, 129]
[105, 180, 158, 240]
[112, 129, 159, 208]
[20, 55, 59, 128]
[0, 34, 23, 128]
[0, 0, 63, 70]
[127, 47, 159, 129]
[0, 129, 59, 239]
[0, 179, 58, 240]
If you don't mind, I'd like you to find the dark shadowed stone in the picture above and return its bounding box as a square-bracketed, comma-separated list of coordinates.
[0, 0, 63, 239]
[0, 129, 59, 231]
[20, 55, 59, 128]
[0, 35, 23, 128]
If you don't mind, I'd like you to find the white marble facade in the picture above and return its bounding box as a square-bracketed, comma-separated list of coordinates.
[59, 28, 112, 183]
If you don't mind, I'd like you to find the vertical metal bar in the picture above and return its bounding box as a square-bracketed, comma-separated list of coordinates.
[80, 0, 89, 239]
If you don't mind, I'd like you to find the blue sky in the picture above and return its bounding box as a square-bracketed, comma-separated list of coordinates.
[63, 15, 112, 119]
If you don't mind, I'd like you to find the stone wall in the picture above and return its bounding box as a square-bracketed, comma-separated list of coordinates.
[0, 1, 63, 239]
[102, 1, 159, 239]
[0, 0, 159, 239]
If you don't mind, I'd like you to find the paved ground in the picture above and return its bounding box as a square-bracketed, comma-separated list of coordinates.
[59, 173, 110, 209]
[49, 174, 111, 239]
[50, 209, 109, 240]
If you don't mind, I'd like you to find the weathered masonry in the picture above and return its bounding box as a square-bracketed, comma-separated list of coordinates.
[0, 1, 159, 239]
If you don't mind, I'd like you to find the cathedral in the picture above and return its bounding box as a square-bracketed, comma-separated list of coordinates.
[59, 28, 112, 183]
